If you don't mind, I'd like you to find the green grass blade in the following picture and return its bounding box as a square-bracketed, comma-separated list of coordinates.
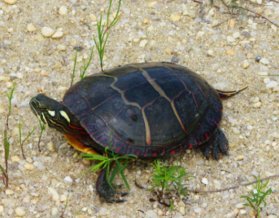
[82, 153, 108, 161]
[71, 51, 78, 86]
[80, 46, 94, 79]
[3, 130, 10, 162]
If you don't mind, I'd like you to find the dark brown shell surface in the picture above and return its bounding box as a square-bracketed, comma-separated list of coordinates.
[62, 62, 222, 158]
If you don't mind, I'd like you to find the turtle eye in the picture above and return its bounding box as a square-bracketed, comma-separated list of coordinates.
[59, 110, 71, 123]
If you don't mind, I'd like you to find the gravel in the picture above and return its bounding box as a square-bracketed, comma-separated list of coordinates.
[0, 0, 278, 217]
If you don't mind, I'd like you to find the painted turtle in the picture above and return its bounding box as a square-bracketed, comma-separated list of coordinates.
[30, 62, 244, 202]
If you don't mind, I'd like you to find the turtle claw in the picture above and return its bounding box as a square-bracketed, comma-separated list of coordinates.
[96, 168, 129, 203]
[200, 129, 229, 160]
[201, 145, 211, 159]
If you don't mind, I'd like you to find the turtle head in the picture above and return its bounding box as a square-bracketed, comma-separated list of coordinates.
[29, 94, 75, 134]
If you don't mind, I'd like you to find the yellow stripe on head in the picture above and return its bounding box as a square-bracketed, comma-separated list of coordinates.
[60, 110, 71, 123]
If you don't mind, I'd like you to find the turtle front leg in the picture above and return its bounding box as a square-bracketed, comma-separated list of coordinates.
[96, 168, 128, 203]
[200, 128, 229, 160]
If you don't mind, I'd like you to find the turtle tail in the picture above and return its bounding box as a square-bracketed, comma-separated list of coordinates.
[216, 86, 247, 99]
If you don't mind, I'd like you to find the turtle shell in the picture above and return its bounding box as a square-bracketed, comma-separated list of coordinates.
[62, 62, 222, 158]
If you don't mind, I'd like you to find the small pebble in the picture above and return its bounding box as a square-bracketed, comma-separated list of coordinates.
[194, 207, 202, 213]
[59, 6, 68, 15]
[236, 155, 244, 161]
[148, 1, 157, 8]
[255, 55, 261, 62]
[235, 203, 244, 209]
[52, 29, 64, 39]
[207, 49, 214, 57]
[47, 142, 55, 152]
[51, 207, 58, 216]
[5, 189, 14, 195]
[257, 71, 268, 76]
[241, 60, 250, 69]
[15, 207, 25, 217]
[11, 155, 20, 162]
[60, 194, 67, 202]
[250, 96, 260, 103]
[171, 56, 179, 63]
[57, 44, 66, 51]
[227, 36, 235, 43]
[260, 58, 269, 65]
[27, 23, 36, 32]
[0, 205, 3, 214]
[265, 80, 278, 90]
[48, 187, 60, 202]
[144, 210, 158, 218]
[233, 32, 240, 39]
[64, 176, 73, 184]
[90, 14, 97, 22]
[98, 208, 109, 216]
[201, 177, 208, 185]
[24, 163, 34, 170]
[228, 19, 236, 28]
[170, 13, 181, 22]
[139, 39, 148, 48]
[253, 102, 262, 108]
[33, 161, 45, 170]
[41, 27, 55, 37]
[179, 206, 186, 215]
[4, 0, 17, 5]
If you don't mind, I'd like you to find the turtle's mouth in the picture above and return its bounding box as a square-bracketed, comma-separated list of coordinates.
[29, 97, 47, 124]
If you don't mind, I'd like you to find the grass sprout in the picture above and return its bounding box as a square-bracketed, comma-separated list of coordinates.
[80, 46, 94, 79]
[37, 119, 46, 152]
[70, 51, 78, 87]
[82, 148, 136, 189]
[70, 46, 94, 86]
[151, 160, 191, 207]
[1, 84, 16, 188]
[94, 0, 122, 71]
[241, 177, 273, 218]
[18, 122, 35, 159]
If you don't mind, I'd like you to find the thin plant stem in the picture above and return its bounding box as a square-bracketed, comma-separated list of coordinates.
[1, 84, 16, 188]
[70, 52, 78, 87]
[18, 122, 35, 159]
[37, 119, 46, 152]
[80, 46, 94, 79]
[94, 0, 122, 71]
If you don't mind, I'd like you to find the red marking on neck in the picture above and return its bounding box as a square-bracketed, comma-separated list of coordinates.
[204, 133, 209, 140]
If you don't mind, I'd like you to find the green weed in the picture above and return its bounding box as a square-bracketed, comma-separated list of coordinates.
[241, 177, 273, 218]
[82, 148, 136, 189]
[70, 51, 78, 87]
[18, 122, 35, 159]
[79, 46, 94, 79]
[37, 119, 46, 152]
[1, 84, 16, 188]
[70, 0, 122, 84]
[94, 0, 122, 71]
[151, 160, 191, 207]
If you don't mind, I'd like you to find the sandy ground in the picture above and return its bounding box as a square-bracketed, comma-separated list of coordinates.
[0, 0, 278, 217]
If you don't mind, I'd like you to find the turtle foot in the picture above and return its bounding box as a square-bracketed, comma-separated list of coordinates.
[200, 128, 229, 160]
[96, 169, 128, 203]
